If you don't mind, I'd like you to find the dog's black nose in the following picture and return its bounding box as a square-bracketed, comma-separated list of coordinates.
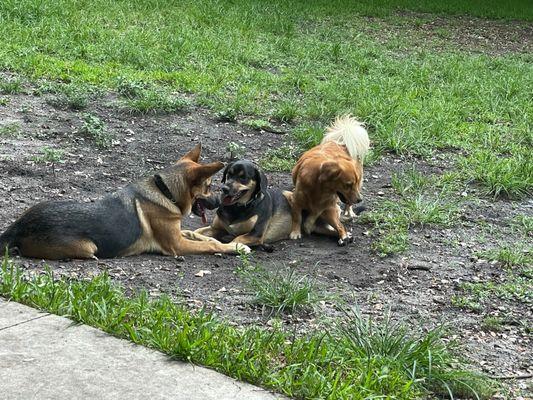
[355, 197, 363, 204]
[221, 185, 230, 194]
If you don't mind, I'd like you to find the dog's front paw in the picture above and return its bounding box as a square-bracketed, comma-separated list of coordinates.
[337, 232, 353, 246]
[289, 231, 302, 240]
[235, 243, 251, 254]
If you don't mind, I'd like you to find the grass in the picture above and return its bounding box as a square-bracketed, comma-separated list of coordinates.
[78, 113, 113, 149]
[479, 245, 532, 267]
[44, 83, 90, 110]
[361, 168, 460, 257]
[0, 76, 23, 94]
[0, 122, 21, 137]
[0, 256, 492, 399]
[237, 258, 325, 315]
[0, 1, 530, 197]
[32, 146, 65, 164]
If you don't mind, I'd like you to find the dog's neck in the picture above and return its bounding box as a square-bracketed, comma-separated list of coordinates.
[153, 175, 177, 205]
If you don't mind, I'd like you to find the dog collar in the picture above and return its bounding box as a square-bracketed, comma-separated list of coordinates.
[153, 175, 177, 204]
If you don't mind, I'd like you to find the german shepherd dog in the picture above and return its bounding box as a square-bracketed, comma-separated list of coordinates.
[193, 160, 341, 247]
[290, 116, 370, 246]
[0, 144, 250, 259]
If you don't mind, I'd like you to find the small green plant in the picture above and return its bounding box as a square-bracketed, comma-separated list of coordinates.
[0, 122, 21, 137]
[116, 76, 146, 98]
[511, 215, 533, 237]
[479, 245, 532, 268]
[0, 97, 8, 106]
[273, 100, 299, 123]
[226, 141, 246, 160]
[260, 143, 301, 172]
[215, 107, 238, 122]
[0, 77, 23, 94]
[451, 295, 483, 313]
[78, 114, 113, 148]
[242, 118, 273, 131]
[122, 88, 188, 114]
[237, 258, 325, 314]
[481, 315, 505, 332]
[32, 147, 65, 175]
[46, 84, 90, 110]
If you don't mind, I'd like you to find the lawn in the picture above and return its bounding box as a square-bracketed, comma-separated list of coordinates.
[0, 1, 532, 399]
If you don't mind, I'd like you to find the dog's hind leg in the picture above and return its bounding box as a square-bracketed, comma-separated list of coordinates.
[19, 238, 98, 260]
[319, 208, 351, 246]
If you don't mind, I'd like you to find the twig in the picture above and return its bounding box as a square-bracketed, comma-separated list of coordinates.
[489, 373, 532, 380]
[407, 265, 431, 272]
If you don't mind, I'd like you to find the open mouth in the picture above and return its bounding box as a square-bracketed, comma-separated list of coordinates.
[337, 192, 348, 204]
[221, 189, 248, 206]
[192, 196, 221, 224]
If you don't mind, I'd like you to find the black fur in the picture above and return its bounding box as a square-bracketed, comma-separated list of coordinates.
[217, 160, 289, 247]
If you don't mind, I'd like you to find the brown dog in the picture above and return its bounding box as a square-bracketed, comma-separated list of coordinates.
[289, 116, 370, 245]
[0, 144, 250, 259]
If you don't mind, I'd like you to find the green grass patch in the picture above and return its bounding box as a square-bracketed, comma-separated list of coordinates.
[31, 146, 65, 164]
[361, 168, 459, 257]
[44, 83, 91, 110]
[0, 1, 530, 196]
[0, 76, 23, 94]
[0, 122, 21, 137]
[479, 245, 532, 268]
[78, 113, 113, 149]
[511, 215, 533, 237]
[237, 258, 326, 315]
[0, 257, 491, 399]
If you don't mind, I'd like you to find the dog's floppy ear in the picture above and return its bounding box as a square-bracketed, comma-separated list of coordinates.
[190, 161, 224, 183]
[180, 143, 202, 163]
[221, 161, 234, 183]
[319, 161, 341, 183]
[252, 167, 268, 198]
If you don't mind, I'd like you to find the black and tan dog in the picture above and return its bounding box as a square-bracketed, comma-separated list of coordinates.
[0, 144, 250, 259]
[193, 160, 342, 247]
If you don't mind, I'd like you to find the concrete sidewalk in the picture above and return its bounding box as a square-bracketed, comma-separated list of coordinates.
[0, 298, 284, 400]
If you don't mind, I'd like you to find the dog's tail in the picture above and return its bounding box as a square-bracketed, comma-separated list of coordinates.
[321, 115, 370, 162]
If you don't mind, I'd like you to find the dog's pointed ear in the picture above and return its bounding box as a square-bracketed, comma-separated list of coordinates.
[180, 143, 202, 163]
[319, 161, 341, 183]
[190, 161, 224, 183]
[253, 168, 268, 197]
[221, 162, 233, 183]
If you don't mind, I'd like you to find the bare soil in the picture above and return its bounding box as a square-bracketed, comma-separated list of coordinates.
[1, 80, 531, 397]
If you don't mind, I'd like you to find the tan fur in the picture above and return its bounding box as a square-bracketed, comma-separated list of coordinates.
[289, 117, 369, 244]
[19, 238, 98, 260]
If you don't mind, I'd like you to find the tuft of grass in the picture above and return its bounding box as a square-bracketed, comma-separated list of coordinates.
[511, 215, 533, 237]
[480, 315, 506, 332]
[45, 84, 90, 110]
[479, 245, 532, 268]
[242, 118, 274, 131]
[336, 308, 492, 398]
[226, 141, 246, 160]
[237, 259, 324, 315]
[259, 143, 301, 172]
[0, 257, 491, 399]
[78, 113, 113, 149]
[459, 150, 532, 199]
[362, 169, 459, 257]
[121, 87, 188, 114]
[0, 122, 21, 137]
[0, 77, 23, 94]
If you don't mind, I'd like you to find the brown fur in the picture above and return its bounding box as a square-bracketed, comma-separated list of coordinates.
[290, 141, 364, 245]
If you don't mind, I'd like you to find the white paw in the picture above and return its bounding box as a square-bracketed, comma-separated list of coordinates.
[235, 243, 251, 254]
[289, 231, 302, 240]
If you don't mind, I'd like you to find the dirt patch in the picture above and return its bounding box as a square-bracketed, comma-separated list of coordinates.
[367, 12, 533, 55]
[1, 83, 531, 396]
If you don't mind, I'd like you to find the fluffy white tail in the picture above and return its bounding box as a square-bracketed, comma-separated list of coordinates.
[321, 115, 370, 161]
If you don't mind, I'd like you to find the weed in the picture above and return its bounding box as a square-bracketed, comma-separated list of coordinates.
[335, 308, 491, 398]
[0, 122, 21, 137]
[45, 84, 90, 110]
[226, 141, 246, 160]
[479, 245, 532, 268]
[237, 261, 325, 315]
[215, 107, 238, 122]
[273, 100, 298, 123]
[0, 258, 491, 399]
[511, 215, 533, 237]
[0, 77, 23, 94]
[32, 147, 64, 164]
[242, 119, 273, 131]
[259, 143, 300, 172]
[122, 88, 188, 114]
[0, 97, 8, 106]
[481, 316, 505, 332]
[78, 114, 113, 148]
[451, 295, 483, 313]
